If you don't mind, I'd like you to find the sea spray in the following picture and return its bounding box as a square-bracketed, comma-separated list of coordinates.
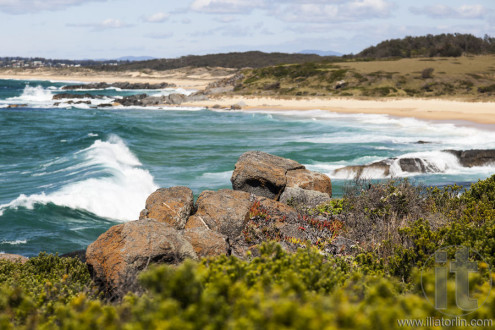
[0, 135, 158, 220]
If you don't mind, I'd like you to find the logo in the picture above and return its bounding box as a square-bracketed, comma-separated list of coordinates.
[421, 246, 492, 316]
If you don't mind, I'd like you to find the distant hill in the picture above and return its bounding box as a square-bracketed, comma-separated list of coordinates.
[92, 51, 340, 71]
[356, 33, 495, 58]
[300, 50, 342, 56]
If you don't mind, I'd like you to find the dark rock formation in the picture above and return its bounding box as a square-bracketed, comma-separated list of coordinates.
[334, 149, 495, 179]
[114, 94, 148, 106]
[62, 82, 176, 90]
[52, 93, 103, 100]
[445, 149, 495, 167]
[113, 93, 206, 107]
[139, 187, 194, 230]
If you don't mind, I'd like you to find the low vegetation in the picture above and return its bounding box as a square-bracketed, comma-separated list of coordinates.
[2, 175, 495, 328]
[233, 55, 495, 99]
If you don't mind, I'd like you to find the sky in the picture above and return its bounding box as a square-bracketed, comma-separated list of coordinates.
[1, 0, 494, 59]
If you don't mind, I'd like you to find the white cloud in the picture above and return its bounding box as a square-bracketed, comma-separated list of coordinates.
[146, 32, 174, 39]
[190, 0, 265, 14]
[276, 0, 395, 23]
[67, 18, 131, 30]
[0, 0, 105, 14]
[144, 12, 170, 23]
[410, 4, 489, 19]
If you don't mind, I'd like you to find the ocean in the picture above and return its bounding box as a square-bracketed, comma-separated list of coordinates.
[1, 79, 494, 256]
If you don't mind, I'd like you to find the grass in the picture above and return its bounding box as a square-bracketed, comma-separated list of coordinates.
[232, 55, 495, 100]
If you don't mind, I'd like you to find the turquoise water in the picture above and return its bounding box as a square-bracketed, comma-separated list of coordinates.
[1, 79, 494, 256]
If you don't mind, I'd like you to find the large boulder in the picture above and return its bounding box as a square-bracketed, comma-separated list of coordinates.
[184, 228, 229, 258]
[0, 253, 28, 263]
[231, 151, 304, 199]
[279, 187, 331, 208]
[285, 168, 332, 196]
[86, 219, 196, 296]
[139, 186, 194, 230]
[194, 189, 252, 239]
[254, 196, 299, 223]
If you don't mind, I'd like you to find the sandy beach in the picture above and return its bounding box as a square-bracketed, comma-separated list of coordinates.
[0, 67, 236, 90]
[182, 95, 495, 125]
[1, 69, 494, 125]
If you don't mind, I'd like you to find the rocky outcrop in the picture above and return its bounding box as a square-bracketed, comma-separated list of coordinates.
[231, 151, 305, 200]
[139, 187, 194, 230]
[334, 149, 495, 179]
[62, 82, 176, 90]
[53, 93, 104, 100]
[86, 219, 196, 296]
[184, 228, 229, 258]
[231, 151, 332, 202]
[114, 93, 207, 107]
[286, 168, 332, 196]
[86, 152, 340, 296]
[0, 253, 28, 263]
[445, 149, 495, 167]
[201, 73, 245, 95]
[193, 189, 252, 239]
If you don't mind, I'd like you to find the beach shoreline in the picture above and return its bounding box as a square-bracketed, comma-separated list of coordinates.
[182, 95, 495, 126]
[1, 70, 494, 125]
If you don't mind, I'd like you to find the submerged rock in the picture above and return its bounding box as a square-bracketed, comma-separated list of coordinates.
[445, 149, 495, 167]
[334, 149, 495, 179]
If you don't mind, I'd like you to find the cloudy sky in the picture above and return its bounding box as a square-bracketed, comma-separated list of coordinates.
[1, 0, 494, 59]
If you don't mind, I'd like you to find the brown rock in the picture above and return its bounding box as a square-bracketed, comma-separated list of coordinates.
[184, 228, 229, 258]
[254, 196, 299, 223]
[279, 187, 331, 208]
[286, 168, 332, 196]
[185, 215, 209, 230]
[86, 219, 197, 295]
[139, 187, 194, 230]
[231, 151, 304, 199]
[194, 189, 252, 239]
[0, 253, 28, 263]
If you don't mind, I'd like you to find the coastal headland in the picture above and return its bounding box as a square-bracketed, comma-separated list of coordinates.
[1, 55, 495, 125]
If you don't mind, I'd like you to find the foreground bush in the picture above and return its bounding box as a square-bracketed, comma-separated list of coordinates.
[1, 175, 495, 329]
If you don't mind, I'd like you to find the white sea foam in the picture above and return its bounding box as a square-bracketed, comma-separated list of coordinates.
[5, 85, 53, 106]
[1, 240, 27, 245]
[0, 135, 158, 221]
